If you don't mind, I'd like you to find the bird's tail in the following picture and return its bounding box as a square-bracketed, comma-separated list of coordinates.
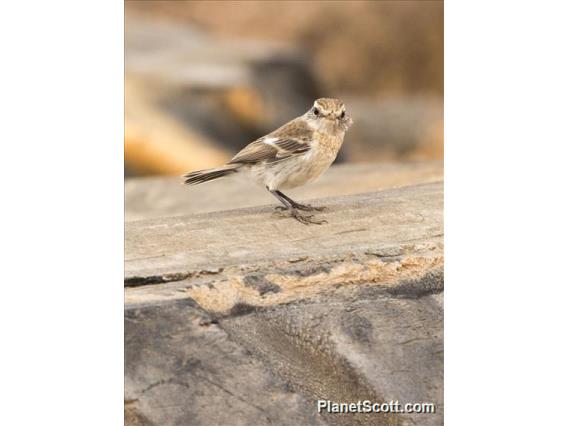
[183, 165, 239, 186]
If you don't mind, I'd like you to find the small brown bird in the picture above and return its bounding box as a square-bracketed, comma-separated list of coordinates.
[183, 98, 353, 225]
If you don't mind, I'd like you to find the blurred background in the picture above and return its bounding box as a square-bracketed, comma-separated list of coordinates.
[125, 0, 443, 177]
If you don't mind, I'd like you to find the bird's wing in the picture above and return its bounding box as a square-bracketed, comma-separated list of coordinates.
[228, 119, 313, 165]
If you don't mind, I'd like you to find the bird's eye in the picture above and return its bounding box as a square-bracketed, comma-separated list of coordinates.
[340, 111, 346, 119]
[313, 107, 319, 116]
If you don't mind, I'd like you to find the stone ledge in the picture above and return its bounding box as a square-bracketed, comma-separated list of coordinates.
[125, 161, 443, 221]
[125, 176, 444, 426]
[125, 181, 443, 283]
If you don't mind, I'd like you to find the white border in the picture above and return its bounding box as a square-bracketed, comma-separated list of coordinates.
[0, 2, 123, 424]
[446, 1, 568, 424]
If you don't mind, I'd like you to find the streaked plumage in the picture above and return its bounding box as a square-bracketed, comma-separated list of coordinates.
[183, 98, 353, 224]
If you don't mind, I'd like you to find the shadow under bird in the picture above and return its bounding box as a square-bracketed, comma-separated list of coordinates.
[183, 98, 353, 224]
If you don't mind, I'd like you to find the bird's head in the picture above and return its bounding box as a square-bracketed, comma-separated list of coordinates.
[305, 98, 353, 134]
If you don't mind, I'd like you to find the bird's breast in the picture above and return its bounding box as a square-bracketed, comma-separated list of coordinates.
[284, 133, 343, 186]
[312, 132, 344, 161]
[258, 132, 345, 190]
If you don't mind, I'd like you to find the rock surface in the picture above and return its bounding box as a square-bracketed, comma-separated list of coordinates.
[125, 173, 444, 425]
[125, 161, 442, 221]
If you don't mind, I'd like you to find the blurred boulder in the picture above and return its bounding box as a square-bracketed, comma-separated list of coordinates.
[125, 14, 321, 175]
[124, 6, 444, 176]
[126, 1, 444, 97]
[344, 96, 443, 162]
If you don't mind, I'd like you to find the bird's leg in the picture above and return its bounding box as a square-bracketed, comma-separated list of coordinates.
[275, 190, 326, 212]
[268, 188, 327, 225]
[268, 188, 292, 211]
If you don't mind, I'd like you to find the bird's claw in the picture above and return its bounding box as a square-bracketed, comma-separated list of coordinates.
[293, 203, 327, 212]
[290, 209, 327, 225]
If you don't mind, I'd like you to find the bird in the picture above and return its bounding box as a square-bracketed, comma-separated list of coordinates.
[183, 98, 353, 225]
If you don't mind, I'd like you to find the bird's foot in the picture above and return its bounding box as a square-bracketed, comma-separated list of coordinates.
[290, 209, 327, 225]
[291, 203, 327, 212]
